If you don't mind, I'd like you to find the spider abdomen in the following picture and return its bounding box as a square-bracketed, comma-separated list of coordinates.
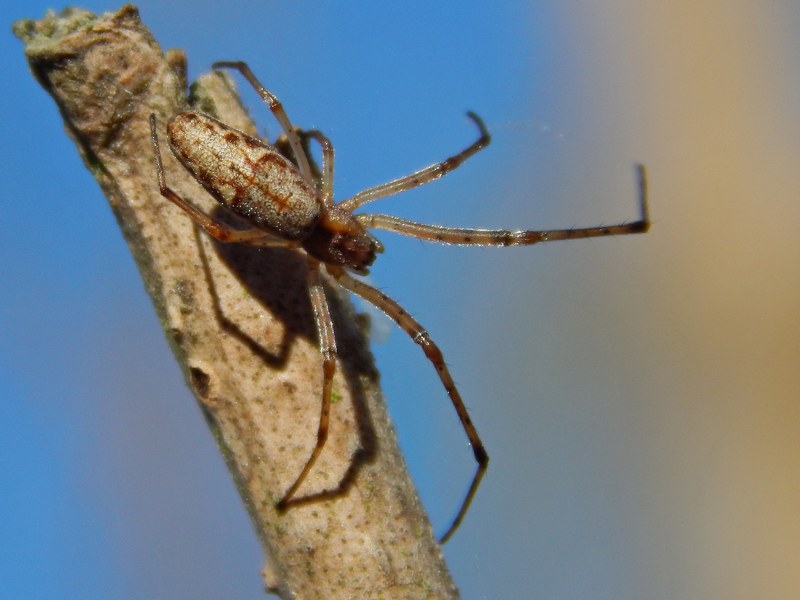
[167, 111, 320, 240]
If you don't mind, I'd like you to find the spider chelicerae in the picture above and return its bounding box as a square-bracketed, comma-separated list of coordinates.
[149, 61, 650, 542]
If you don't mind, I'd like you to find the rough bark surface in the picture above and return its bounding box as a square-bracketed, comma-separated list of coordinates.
[14, 5, 457, 599]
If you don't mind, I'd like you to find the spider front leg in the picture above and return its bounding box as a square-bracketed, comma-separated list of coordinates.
[277, 258, 337, 509]
[338, 111, 490, 212]
[358, 165, 650, 246]
[330, 266, 488, 544]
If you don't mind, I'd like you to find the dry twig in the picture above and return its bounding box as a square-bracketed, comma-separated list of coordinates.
[14, 5, 457, 599]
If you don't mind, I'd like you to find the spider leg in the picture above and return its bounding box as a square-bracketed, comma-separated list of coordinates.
[277, 258, 337, 509]
[357, 165, 650, 245]
[212, 61, 314, 183]
[150, 114, 293, 245]
[329, 266, 488, 544]
[303, 130, 335, 206]
[338, 112, 490, 212]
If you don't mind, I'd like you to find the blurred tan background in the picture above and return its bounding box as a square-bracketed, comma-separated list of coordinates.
[460, 2, 800, 597]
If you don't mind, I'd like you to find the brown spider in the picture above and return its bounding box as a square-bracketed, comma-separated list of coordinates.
[149, 61, 650, 543]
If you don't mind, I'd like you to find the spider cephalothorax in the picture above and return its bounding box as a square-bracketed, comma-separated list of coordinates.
[302, 205, 382, 273]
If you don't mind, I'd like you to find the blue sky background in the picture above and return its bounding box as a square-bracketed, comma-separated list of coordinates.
[3, 1, 800, 598]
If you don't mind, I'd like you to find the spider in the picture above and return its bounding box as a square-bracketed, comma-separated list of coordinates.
[149, 61, 650, 543]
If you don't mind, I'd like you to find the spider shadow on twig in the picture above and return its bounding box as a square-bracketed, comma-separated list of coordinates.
[195, 209, 379, 508]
